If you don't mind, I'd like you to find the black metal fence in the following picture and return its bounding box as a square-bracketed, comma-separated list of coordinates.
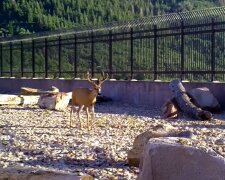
[1, 7, 225, 81]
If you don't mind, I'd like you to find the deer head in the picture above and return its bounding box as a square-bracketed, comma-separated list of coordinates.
[86, 71, 108, 94]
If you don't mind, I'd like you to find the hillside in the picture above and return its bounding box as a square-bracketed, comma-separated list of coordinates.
[0, 0, 222, 36]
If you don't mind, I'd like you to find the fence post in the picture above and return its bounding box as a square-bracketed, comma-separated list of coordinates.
[58, 36, 62, 78]
[130, 27, 134, 79]
[0, 43, 2, 77]
[32, 39, 35, 78]
[45, 38, 48, 78]
[20, 41, 24, 77]
[153, 25, 158, 80]
[91, 31, 94, 77]
[74, 34, 77, 78]
[211, 18, 215, 82]
[109, 30, 113, 79]
[10, 42, 13, 77]
[179, 14, 185, 81]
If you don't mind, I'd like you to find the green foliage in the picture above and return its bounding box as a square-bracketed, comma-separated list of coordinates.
[0, 0, 219, 36]
[0, 0, 224, 81]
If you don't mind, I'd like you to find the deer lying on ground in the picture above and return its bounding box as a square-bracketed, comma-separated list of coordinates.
[70, 72, 108, 130]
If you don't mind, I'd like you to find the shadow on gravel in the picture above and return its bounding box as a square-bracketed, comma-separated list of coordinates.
[0, 105, 38, 109]
[0, 125, 69, 129]
[1, 102, 162, 118]
[94, 102, 161, 118]
[179, 123, 225, 130]
[16, 146, 129, 170]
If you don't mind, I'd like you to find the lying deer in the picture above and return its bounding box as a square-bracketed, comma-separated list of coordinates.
[70, 72, 108, 130]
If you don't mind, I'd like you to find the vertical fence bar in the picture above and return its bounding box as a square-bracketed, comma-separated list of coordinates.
[109, 30, 113, 79]
[58, 36, 62, 78]
[180, 18, 185, 81]
[0, 43, 2, 77]
[20, 41, 24, 77]
[0, 9, 222, 82]
[45, 38, 48, 78]
[91, 31, 94, 77]
[130, 27, 134, 79]
[153, 25, 158, 80]
[211, 18, 215, 82]
[74, 34, 77, 78]
[32, 39, 35, 78]
[10, 42, 13, 77]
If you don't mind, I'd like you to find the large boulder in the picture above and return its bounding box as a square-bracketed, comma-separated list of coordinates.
[138, 137, 225, 180]
[188, 87, 221, 112]
[127, 124, 193, 167]
[38, 92, 72, 111]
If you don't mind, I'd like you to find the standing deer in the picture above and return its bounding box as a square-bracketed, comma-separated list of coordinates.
[70, 72, 108, 130]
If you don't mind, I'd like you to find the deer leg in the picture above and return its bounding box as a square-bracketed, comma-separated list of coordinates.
[77, 105, 84, 129]
[70, 105, 75, 128]
[90, 105, 95, 127]
[84, 107, 91, 131]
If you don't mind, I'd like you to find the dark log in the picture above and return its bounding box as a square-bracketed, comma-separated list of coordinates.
[169, 80, 212, 121]
[161, 97, 179, 118]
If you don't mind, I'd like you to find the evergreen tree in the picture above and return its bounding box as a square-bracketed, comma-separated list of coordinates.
[0, 0, 218, 36]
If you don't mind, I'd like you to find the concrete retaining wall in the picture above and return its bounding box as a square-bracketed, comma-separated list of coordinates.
[0, 78, 225, 108]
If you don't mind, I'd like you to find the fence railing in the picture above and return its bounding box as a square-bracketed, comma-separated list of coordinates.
[1, 7, 225, 81]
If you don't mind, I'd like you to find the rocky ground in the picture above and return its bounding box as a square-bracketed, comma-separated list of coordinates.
[0, 102, 225, 179]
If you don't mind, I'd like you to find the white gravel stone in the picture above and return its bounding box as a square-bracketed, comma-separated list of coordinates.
[0, 102, 224, 179]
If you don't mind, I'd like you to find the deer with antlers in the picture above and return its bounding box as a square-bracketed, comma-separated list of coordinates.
[70, 72, 108, 130]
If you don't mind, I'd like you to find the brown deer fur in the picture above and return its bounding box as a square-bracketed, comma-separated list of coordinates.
[70, 72, 108, 130]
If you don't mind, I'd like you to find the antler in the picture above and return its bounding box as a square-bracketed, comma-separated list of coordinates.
[86, 72, 96, 86]
[99, 71, 109, 85]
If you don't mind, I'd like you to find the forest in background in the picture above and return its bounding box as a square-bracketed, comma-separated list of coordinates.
[1, 0, 225, 81]
[0, 0, 223, 36]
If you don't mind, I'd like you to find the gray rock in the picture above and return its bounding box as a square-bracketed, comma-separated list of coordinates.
[215, 138, 225, 145]
[127, 124, 193, 167]
[138, 137, 225, 180]
[38, 92, 71, 111]
[188, 87, 221, 112]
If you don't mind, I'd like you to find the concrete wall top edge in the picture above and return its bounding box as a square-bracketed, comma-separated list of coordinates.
[0, 78, 225, 108]
[0, 77, 225, 84]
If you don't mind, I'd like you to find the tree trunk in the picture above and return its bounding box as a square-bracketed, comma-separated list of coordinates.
[0, 94, 39, 105]
[161, 97, 179, 118]
[20, 86, 59, 95]
[169, 80, 212, 121]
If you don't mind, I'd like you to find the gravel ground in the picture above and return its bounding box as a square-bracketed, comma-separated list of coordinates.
[0, 102, 225, 179]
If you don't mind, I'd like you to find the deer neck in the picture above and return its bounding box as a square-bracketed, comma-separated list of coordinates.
[90, 89, 98, 99]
